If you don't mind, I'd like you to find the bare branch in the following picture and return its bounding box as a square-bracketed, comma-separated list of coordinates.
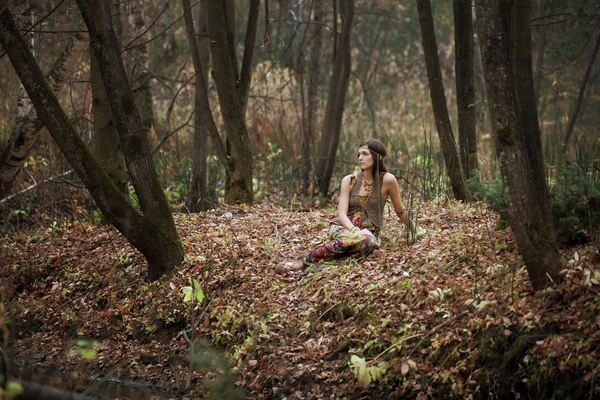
[123, 0, 201, 52]
[123, 0, 172, 50]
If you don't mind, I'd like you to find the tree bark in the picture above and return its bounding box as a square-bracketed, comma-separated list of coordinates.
[77, 0, 180, 233]
[472, 6, 490, 136]
[0, 29, 87, 199]
[223, 0, 239, 81]
[532, 0, 549, 98]
[417, 0, 469, 201]
[239, 0, 260, 116]
[301, 0, 323, 196]
[315, 0, 354, 196]
[129, 1, 154, 138]
[183, 0, 211, 211]
[512, 0, 551, 217]
[208, 0, 253, 203]
[0, 6, 184, 281]
[179, 1, 230, 193]
[562, 31, 600, 153]
[453, 0, 478, 178]
[90, 49, 129, 197]
[476, 0, 560, 291]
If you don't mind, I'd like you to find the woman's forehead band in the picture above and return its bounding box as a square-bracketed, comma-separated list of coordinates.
[359, 146, 383, 157]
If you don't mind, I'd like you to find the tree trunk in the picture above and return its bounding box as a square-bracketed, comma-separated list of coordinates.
[207, 0, 253, 203]
[512, 0, 552, 219]
[315, 0, 354, 196]
[453, 0, 478, 178]
[562, 31, 600, 153]
[476, 0, 560, 291]
[533, 0, 549, 98]
[301, 0, 323, 196]
[239, 0, 260, 116]
[179, 1, 231, 200]
[77, 0, 180, 233]
[183, 0, 211, 212]
[472, 6, 490, 136]
[129, 1, 154, 138]
[417, 0, 469, 201]
[90, 49, 129, 197]
[223, 0, 239, 81]
[0, 6, 184, 281]
[0, 29, 87, 199]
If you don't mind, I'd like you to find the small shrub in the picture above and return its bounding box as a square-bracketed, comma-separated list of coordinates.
[466, 169, 508, 229]
[468, 160, 600, 246]
[550, 161, 600, 246]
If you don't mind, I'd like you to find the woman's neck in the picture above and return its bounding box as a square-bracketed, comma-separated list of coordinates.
[362, 169, 375, 182]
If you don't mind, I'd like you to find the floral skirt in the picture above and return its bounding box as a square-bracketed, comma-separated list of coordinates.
[302, 215, 380, 265]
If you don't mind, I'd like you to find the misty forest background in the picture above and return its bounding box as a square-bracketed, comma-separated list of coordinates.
[1, 0, 598, 225]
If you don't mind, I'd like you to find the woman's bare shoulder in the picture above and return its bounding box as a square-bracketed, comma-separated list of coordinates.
[342, 174, 356, 185]
[382, 172, 398, 182]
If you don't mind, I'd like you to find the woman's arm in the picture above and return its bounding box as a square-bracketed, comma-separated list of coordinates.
[383, 173, 409, 225]
[337, 175, 357, 230]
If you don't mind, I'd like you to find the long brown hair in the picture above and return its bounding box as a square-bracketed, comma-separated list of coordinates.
[360, 139, 388, 228]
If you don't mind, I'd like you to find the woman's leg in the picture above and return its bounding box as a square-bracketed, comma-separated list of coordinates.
[276, 221, 379, 274]
[303, 226, 379, 265]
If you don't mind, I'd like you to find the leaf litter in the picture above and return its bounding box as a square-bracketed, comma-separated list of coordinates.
[1, 200, 599, 399]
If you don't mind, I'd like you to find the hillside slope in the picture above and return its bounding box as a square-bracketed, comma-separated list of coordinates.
[1, 201, 599, 399]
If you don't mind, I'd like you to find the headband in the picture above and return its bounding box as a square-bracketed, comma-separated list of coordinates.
[359, 146, 384, 158]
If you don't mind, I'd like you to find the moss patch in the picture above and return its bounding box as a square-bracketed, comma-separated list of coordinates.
[121, 93, 138, 115]
[496, 125, 515, 146]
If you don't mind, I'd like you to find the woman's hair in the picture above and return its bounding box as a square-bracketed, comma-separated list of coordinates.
[360, 139, 388, 173]
[359, 138, 388, 228]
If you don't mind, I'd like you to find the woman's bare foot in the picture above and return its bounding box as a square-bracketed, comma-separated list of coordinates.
[275, 260, 305, 274]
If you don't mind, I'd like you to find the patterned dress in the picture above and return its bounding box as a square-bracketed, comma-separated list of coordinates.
[302, 172, 385, 265]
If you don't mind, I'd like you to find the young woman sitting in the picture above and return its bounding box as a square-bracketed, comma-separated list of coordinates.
[276, 139, 409, 274]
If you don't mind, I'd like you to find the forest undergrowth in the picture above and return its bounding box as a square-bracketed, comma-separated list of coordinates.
[1, 200, 599, 399]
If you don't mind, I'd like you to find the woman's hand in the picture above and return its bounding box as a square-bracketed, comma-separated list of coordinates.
[397, 209, 409, 225]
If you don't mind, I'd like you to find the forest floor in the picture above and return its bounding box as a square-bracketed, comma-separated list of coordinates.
[1, 200, 599, 399]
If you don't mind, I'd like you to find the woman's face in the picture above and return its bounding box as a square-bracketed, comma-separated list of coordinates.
[357, 146, 374, 170]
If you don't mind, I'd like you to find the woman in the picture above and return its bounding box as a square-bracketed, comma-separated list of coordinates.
[276, 139, 409, 274]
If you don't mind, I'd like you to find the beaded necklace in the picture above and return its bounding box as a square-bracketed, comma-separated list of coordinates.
[362, 178, 373, 195]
